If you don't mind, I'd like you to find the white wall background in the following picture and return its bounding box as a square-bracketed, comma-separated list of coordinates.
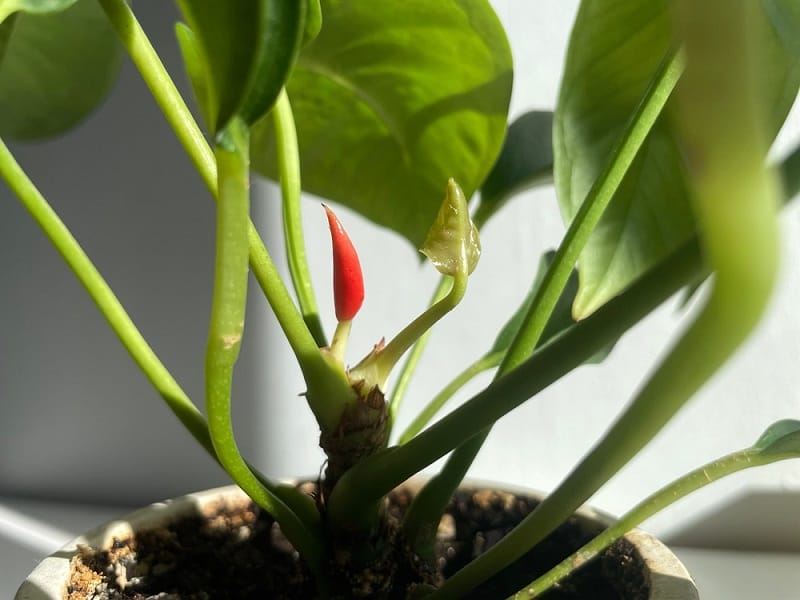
[0, 1, 797, 549]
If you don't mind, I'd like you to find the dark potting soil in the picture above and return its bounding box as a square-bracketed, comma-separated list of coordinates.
[67, 486, 648, 600]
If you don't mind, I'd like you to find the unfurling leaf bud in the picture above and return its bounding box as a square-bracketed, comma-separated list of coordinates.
[420, 178, 481, 277]
[324, 205, 364, 321]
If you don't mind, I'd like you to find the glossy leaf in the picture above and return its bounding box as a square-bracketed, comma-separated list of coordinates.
[0, 0, 77, 23]
[252, 0, 513, 249]
[177, 0, 305, 133]
[0, 0, 121, 140]
[489, 251, 615, 363]
[176, 0, 260, 132]
[175, 22, 212, 132]
[475, 110, 553, 227]
[753, 419, 800, 457]
[302, 0, 321, 46]
[555, 0, 800, 317]
[0, 14, 14, 64]
[237, 0, 305, 126]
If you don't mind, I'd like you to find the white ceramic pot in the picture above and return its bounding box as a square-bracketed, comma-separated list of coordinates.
[15, 484, 698, 599]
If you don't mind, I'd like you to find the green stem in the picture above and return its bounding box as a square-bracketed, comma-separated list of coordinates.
[381, 277, 466, 378]
[349, 273, 468, 391]
[205, 120, 252, 493]
[97, 0, 325, 379]
[273, 88, 326, 347]
[515, 449, 775, 599]
[387, 275, 451, 433]
[329, 319, 351, 363]
[205, 121, 324, 574]
[398, 351, 502, 445]
[501, 48, 683, 374]
[327, 238, 704, 529]
[431, 5, 779, 596]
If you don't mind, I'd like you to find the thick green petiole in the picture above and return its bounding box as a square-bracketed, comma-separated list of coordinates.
[273, 88, 326, 347]
[205, 120, 324, 574]
[205, 120, 251, 489]
[387, 275, 451, 431]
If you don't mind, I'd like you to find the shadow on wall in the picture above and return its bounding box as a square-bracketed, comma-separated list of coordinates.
[664, 492, 800, 552]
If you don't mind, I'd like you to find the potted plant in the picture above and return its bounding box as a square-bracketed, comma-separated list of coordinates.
[5, 0, 800, 598]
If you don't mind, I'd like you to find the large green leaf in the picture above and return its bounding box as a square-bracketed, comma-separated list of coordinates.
[0, 0, 120, 140]
[251, 0, 512, 249]
[555, 0, 800, 318]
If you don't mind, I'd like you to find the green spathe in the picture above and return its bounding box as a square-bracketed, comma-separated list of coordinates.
[420, 178, 480, 277]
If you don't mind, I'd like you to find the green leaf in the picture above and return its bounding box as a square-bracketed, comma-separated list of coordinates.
[176, 0, 259, 132]
[489, 250, 615, 363]
[302, 0, 321, 47]
[237, 0, 305, 126]
[177, 0, 305, 133]
[175, 22, 213, 132]
[753, 419, 800, 457]
[0, 0, 121, 140]
[555, 0, 800, 318]
[0, 15, 15, 64]
[251, 0, 513, 249]
[475, 110, 553, 227]
[0, 0, 77, 23]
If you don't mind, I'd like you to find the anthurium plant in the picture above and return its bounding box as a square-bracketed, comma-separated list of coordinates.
[3, 0, 800, 598]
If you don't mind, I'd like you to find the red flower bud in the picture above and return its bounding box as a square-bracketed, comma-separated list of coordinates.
[324, 205, 364, 321]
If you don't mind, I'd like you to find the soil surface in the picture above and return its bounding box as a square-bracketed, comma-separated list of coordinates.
[67, 486, 648, 599]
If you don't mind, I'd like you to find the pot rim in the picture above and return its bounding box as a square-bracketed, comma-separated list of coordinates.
[15, 482, 698, 600]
